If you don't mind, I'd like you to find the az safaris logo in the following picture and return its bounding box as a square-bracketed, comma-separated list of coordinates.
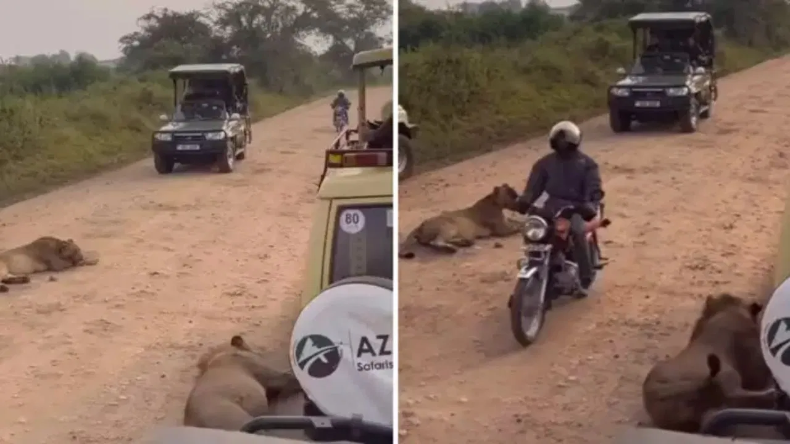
[765, 317, 790, 366]
[294, 334, 343, 378]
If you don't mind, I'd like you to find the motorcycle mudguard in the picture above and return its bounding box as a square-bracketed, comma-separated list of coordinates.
[517, 266, 539, 280]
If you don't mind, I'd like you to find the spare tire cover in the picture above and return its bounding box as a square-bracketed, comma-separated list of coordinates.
[761, 276, 790, 394]
[290, 276, 393, 426]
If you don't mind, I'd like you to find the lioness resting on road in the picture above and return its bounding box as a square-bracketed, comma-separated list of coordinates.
[399, 184, 521, 259]
[0, 236, 99, 291]
[184, 334, 303, 431]
[642, 293, 776, 432]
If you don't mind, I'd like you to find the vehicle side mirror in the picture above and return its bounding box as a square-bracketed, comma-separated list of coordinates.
[159, 114, 169, 122]
[616, 67, 626, 75]
[230, 113, 241, 120]
[694, 67, 706, 75]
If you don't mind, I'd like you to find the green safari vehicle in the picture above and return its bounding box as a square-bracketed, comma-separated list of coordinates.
[151, 64, 252, 174]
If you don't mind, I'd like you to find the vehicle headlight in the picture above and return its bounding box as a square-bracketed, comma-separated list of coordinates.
[666, 87, 689, 96]
[610, 87, 630, 97]
[154, 132, 172, 141]
[204, 131, 226, 141]
[523, 216, 549, 242]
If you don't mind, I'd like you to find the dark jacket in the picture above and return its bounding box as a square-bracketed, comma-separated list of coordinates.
[519, 150, 603, 213]
[331, 96, 351, 110]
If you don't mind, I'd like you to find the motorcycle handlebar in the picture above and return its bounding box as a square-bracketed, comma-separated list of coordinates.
[517, 202, 599, 221]
[239, 415, 393, 444]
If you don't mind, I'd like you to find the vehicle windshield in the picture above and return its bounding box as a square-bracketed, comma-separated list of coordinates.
[630, 52, 691, 75]
[173, 99, 228, 122]
[330, 204, 393, 284]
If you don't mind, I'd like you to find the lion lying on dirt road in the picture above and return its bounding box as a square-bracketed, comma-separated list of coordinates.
[642, 293, 776, 433]
[399, 184, 522, 259]
[0, 236, 99, 292]
[184, 334, 303, 431]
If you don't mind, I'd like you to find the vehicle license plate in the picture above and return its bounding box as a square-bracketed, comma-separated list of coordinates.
[635, 100, 660, 108]
[176, 144, 201, 151]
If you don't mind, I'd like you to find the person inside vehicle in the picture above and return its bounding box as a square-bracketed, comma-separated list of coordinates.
[366, 114, 393, 149]
[517, 120, 603, 296]
[644, 30, 670, 53]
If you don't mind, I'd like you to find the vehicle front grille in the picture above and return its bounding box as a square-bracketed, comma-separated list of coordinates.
[631, 89, 666, 99]
[173, 133, 204, 142]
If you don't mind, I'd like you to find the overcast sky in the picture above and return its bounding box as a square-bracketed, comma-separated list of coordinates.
[0, 0, 216, 60]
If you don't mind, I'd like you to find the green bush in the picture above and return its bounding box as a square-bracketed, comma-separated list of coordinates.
[400, 20, 779, 170]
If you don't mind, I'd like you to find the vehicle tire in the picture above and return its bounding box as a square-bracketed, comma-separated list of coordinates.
[398, 134, 415, 181]
[609, 111, 631, 133]
[234, 137, 246, 160]
[154, 153, 174, 174]
[679, 98, 699, 133]
[510, 276, 547, 347]
[217, 141, 235, 173]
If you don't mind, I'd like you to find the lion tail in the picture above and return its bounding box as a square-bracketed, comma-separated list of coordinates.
[398, 223, 425, 259]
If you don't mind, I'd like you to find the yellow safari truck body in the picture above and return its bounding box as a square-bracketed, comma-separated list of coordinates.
[300, 149, 393, 306]
[775, 196, 790, 288]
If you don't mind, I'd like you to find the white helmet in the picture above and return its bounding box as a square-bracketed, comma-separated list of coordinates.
[337, 89, 346, 97]
[548, 120, 582, 152]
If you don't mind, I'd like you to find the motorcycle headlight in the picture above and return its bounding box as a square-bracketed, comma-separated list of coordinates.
[154, 132, 172, 141]
[610, 87, 630, 97]
[204, 131, 226, 141]
[666, 87, 689, 96]
[523, 216, 549, 242]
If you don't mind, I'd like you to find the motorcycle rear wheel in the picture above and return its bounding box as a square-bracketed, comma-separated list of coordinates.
[510, 276, 547, 347]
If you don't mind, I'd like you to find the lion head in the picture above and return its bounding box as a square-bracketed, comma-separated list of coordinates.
[689, 293, 762, 341]
[491, 184, 520, 211]
[57, 238, 85, 265]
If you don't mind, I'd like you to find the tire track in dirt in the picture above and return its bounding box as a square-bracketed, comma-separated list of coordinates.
[0, 87, 390, 444]
[398, 57, 790, 443]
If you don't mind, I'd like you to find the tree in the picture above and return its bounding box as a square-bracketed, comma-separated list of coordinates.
[118, 8, 218, 71]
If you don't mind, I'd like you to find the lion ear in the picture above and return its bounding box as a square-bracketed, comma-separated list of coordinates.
[230, 335, 248, 350]
[702, 295, 716, 317]
[749, 302, 763, 320]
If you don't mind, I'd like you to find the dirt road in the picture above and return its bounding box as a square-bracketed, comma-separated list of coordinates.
[0, 87, 390, 444]
[398, 57, 790, 443]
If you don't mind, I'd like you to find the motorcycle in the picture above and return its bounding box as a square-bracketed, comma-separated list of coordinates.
[333, 106, 349, 133]
[508, 202, 611, 347]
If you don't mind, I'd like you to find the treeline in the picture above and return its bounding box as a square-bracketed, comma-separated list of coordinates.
[0, 0, 390, 202]
[399, 0, 790, 171]
[400, 0, 790, 51]
[399, 0, 565, 50]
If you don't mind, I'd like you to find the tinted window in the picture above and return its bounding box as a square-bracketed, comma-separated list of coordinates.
[330, 204, 393, 284]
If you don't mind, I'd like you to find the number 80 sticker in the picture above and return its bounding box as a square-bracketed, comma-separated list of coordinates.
[339, 209, 366, 234]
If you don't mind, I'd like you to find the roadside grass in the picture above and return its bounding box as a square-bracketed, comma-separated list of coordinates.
[400, 20, 782, 172]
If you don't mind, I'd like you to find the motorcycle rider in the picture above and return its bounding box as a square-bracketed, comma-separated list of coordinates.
[330, 90, 351, 125]
[517, 120, 604, 296]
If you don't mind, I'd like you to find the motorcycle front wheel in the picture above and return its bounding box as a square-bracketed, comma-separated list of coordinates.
[510, 276, 547, 347]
